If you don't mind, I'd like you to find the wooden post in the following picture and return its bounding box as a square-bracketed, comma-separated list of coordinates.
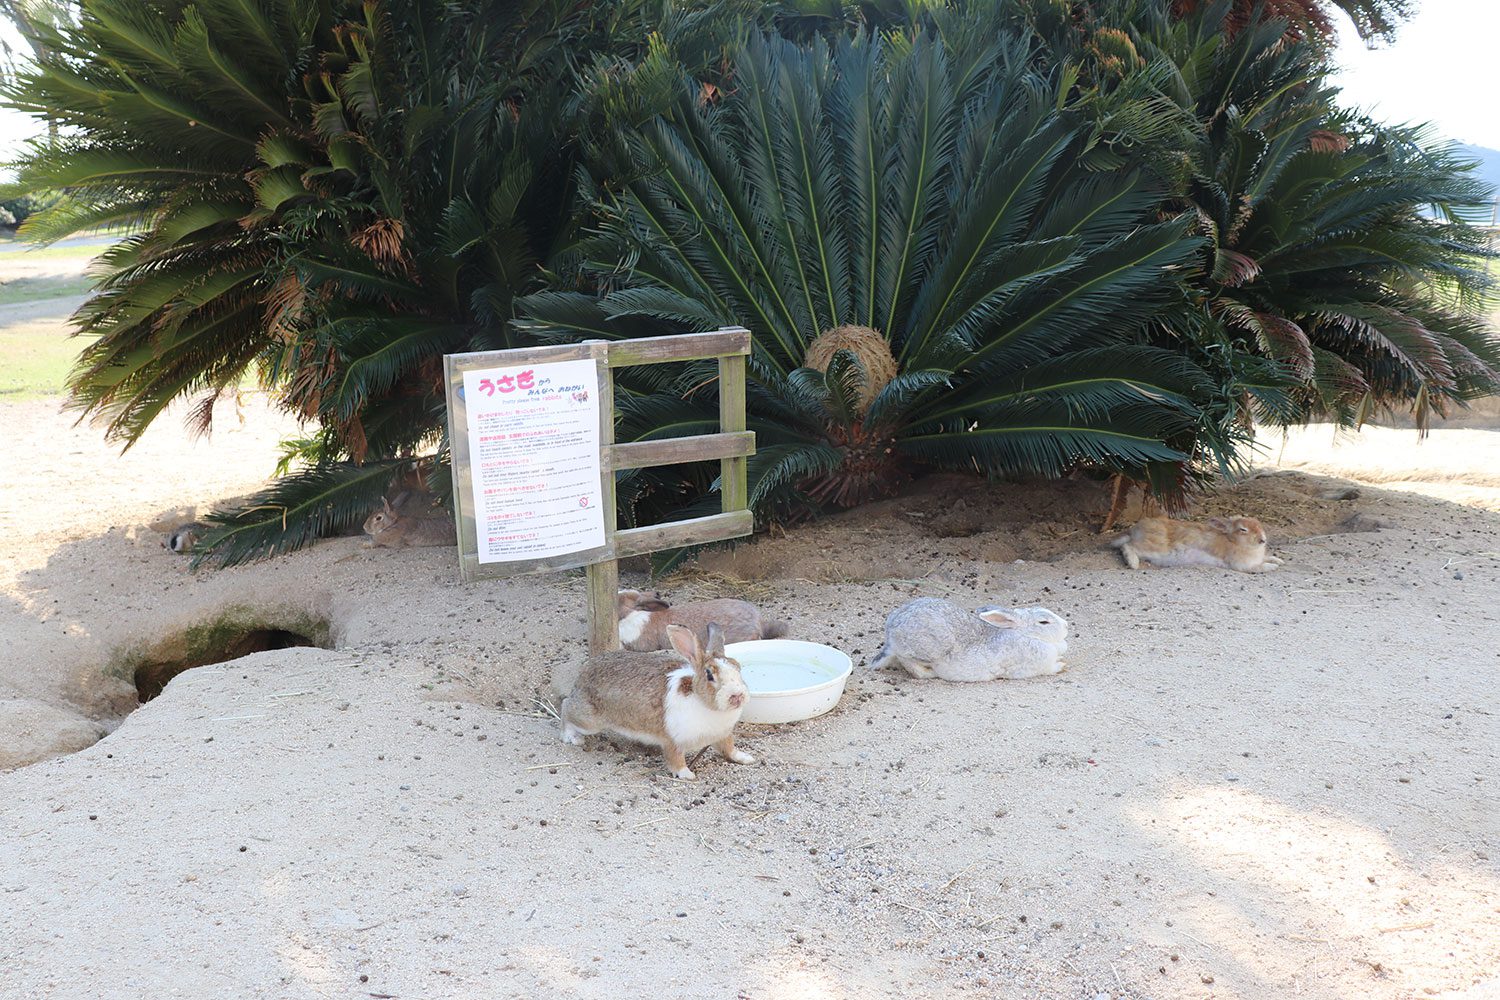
[719, 350, 749, 515]
[586, 342, 620, 654]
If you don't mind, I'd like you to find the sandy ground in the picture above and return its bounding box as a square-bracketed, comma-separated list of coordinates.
[1, 383, 1497, 1000]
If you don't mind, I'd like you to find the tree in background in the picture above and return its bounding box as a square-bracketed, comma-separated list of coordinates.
[1082, 4, 1498, 428]
[1168, 0, 1411, 41]
[520, 27, 1221, 528]
[2, 0, 1493, 565]
[2, 0, 752, 564]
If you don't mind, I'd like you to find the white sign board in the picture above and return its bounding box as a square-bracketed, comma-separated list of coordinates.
[461, 357, 605, 563]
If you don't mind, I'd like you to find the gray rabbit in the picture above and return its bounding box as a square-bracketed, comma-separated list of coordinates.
[868, 597, 1068, 681]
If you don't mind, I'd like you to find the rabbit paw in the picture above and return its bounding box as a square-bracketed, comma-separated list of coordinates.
[725, 748, 756, 765]
[560, 725, 586, 746]
[672, 766, 697, 780]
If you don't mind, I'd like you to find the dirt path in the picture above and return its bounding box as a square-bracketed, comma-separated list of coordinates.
[1, 393, 1498, 1000]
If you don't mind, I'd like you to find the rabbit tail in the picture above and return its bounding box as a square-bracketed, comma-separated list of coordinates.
[867, 641, 896, 671]
[760, 619, 788, 640]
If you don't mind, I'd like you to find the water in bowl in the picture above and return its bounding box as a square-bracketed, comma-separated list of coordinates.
[737, 654, 833, 693]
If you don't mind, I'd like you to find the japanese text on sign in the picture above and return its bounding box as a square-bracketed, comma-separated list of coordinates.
[462, 358, 605, 563]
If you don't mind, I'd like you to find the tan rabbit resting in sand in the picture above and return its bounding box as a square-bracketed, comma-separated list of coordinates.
[561, 623, 754, 779]
[615, 589, 786, 651]
[362, 498, 455, 548]
[1112, 516, 1281, 573]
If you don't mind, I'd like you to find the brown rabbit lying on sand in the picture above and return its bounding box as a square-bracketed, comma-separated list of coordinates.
[615, 589, 786, 651]
[562, 623, 754, 779]
[1112, 516, 1281, 573]
[362, 497, 455, 548]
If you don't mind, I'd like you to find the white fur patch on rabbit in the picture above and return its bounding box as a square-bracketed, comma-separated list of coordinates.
[663, 664, 743, 754]
[617, 610, 652, 647]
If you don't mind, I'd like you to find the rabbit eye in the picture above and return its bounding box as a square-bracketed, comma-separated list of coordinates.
[704, 667, 716, 684]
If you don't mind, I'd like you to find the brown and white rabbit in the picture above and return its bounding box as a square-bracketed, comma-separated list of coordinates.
[362, 497, 455, 548]
[1112, 515, 1281, 573]
[561, 623, 755, 779]
[615, 589, 786, 651]
[163, 521, 211, 554]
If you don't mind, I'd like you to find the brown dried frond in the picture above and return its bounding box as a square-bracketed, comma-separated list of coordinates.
[1171, 0, 1335, 40]
[1091, 27, 1143, 75]
[342, 414, 368, 465]
[352, 217, 409, 270]
[1308, 129, 1350, 154]
[264, 272, 308, 343]
[186, 390, 221, 439]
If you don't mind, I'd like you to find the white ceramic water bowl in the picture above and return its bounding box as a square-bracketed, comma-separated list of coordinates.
[726, 639, 853, 725]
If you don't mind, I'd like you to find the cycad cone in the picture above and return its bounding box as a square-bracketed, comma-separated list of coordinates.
[802, 325, 898, 416]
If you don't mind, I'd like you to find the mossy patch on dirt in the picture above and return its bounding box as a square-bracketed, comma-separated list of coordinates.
[110, 604, 334, 703]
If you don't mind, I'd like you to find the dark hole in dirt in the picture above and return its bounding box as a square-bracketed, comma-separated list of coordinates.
[133, 628, 320, 702]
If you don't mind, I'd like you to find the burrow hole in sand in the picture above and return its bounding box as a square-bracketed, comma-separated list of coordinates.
[125, 607, 334, 703]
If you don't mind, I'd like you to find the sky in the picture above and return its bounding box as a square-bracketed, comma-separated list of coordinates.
[1330, 0, 1500, 149]
[1, 2, 1498, 158]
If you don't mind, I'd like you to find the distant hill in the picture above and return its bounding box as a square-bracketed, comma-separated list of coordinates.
[1458, 144, 1500, 208]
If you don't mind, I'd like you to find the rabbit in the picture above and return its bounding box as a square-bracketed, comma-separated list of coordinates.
[362, 497, 456, 548]
[615, 589, 787, 651]
[561, 622, 755, 779]
[1111, 515, 1281, 573]
[163, 521, 210, 554]
[868, 597, 1068, 682]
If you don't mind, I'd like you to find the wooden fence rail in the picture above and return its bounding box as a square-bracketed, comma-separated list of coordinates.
[444, 328, 754, 652]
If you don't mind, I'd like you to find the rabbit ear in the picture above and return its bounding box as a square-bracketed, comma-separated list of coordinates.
[382, 497, 394, 514]
[705, 622, 726, 658]
[1206, 516, 1231, 532]
[666, 624, 701, 664]
[638, 599, 670, 612]
[976, 609, 1022, 630]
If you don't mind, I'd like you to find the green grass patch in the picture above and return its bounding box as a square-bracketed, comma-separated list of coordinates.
[0, 323, 93, 399]
[0, 240, 111, 261]
[0, 273, 95, 306]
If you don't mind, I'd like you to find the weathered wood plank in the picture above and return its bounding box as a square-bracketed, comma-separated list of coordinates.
[614, 510, 754, 560]
[443, 356, 480, 581]
[466, 547, 610, 580]
[718, 353, 749, 515]
[608, 431, 755, 472]
[605, 328, 750, 368]
[447, 342, 598, 371]
[588, 348, 621, 653]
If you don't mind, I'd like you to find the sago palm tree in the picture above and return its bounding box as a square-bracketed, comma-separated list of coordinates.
[1169, 0, 1411, 41]
[3, 0, 755, 565]
[1137, 9, 1499, 427]
[520, 28, 1220, 528]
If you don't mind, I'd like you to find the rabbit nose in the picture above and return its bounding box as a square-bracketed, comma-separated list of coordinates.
[728, 692, 745, 708]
